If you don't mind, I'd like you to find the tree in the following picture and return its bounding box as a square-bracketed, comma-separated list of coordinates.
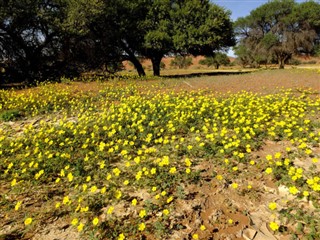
[234, 0, 320, 69]
[141, 0, 173, 76]
[199, 52, 230, 69]
[0, 0, 236, 82]
[0, 0, 68, 83]
[93, 0, 235, 76]
[62, 0, 134, 75]
[172, 1, 235, 57]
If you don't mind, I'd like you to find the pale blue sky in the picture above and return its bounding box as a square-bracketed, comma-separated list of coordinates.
[212, 0, 311, 21]
[213, 0, 268, 21]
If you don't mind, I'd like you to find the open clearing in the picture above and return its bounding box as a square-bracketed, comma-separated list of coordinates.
[0, 68, 319, 240]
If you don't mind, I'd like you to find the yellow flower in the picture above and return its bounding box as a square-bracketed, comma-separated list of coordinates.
[186, 168, 191, 174]
[139, 209, 146, 218]
[167, 196, 174, 203]
[101, 187, 106, 194]
[15, 201, 22, 211]
[185, 158, 192, 167]
[67, 172, 73, 182]
[107, 206, 114, 214]
[163, 209, 170, 215]
[115, 190, 122, 199]
[289, 186, 299, 195]
[151, 168, 157, 174]
[24, 217, 33, 226]
[249, 160, 255, 165]
[71, 218, 78, 226]
[269, 221, 279, 231]
[169, 167, 177, 174]
[200, 225, 206, 231]
[113, 168, 121, 176]
[265, 168, 273, 174]
[228, 219, 233, 224]
[92, 217, 99, 226]
[231, 183, 238, 189]
[138, 222, 146, 231]
[77, 223, 84, 232]
[63, 196, 70, 205]
[216, 175, 223, 180]
[11, 178, 17, 187]
[268, 202, 277, 211]
[192, 233, 199, 239]
[152, 186, 157, 192]
[274, 152, 281, 159]
[118, 233, 125, 240]
[90, 185, 98, 193]
[161, 191, 167, 196]
[132, 198, 138, 206]
[266, 155, 273, 161]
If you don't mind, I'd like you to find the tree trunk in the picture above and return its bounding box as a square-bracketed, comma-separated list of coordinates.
[121, 41, 146, 77]
[151, 55, 163, 76]
[278, 58, 285, 69]
[129, 55, 146, 77]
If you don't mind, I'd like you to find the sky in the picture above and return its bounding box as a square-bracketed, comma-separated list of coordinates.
[212, 0, 269, 21]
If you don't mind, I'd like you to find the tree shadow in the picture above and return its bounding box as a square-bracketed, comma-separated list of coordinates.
[162, 70, 252, 79]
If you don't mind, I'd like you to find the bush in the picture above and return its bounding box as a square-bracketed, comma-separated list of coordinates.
[302, 60, 317, 65]
[289, 59, 301, 65]
[170, 56, 193, 69]
[199, 53, 230, 69]
[160, 61, 166, 70]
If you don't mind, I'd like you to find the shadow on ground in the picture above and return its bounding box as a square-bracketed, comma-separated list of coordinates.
[162, 70, 252, 79]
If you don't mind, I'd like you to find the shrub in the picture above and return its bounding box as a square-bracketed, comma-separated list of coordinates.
[170, 56, 193, 69]
[199, 53, 230, 69]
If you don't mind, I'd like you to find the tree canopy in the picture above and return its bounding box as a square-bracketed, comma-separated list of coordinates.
[0, 0, 235, 82]
[234, 0, 320, 69]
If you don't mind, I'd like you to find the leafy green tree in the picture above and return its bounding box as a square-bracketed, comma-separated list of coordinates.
[172, 1, 235, 56]
[234, 0, 320, 69]
[93, 0, 235, 76]
[199, 53, 230, 69]
[0, 0, 235, 81]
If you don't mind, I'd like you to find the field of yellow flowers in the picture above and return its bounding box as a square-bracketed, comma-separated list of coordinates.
[0, 77, 319, 240]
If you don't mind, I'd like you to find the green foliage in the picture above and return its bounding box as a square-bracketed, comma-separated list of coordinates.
[199, 53, 230, 69]
[160, 61, 166, 70]
[1, 0, 235, 81]
[314, 44, 320, 57]
[170, 56, 193, 69]
[0, 109, 23, 121]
